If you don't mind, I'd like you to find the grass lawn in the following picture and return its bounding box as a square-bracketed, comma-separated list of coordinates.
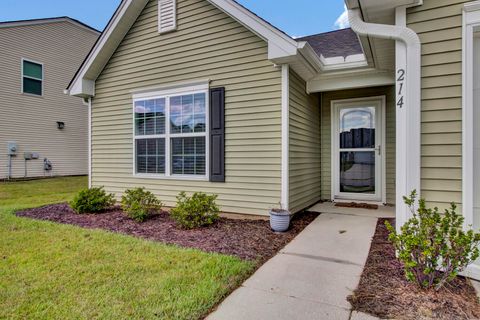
[0, 177, 254, 319]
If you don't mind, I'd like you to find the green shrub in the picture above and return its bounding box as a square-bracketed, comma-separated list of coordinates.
[386, 190, 480, 290]
[170, 192, 220, 229]
[121, 187, 162, 222]
[70, 187, 115, 214]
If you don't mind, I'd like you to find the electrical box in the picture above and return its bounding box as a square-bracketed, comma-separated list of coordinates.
[31, 153, 40, 159]
[24, 152, 32, 160]
[7, 142, 17, 156]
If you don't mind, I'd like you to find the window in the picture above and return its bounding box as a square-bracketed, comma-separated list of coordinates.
[134, 90, 208, 178]
[158, 0, 177, 33]
[22, 59, 43, 96]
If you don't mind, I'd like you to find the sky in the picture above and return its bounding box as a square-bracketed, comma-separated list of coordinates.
[0, 0, 349, 36]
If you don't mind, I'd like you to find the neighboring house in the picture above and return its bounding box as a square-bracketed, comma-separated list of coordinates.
[67, 0, 480, 278]
[0, 17, 99, 179]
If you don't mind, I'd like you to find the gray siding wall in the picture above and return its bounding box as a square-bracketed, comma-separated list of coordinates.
[0, 21, 98, 178]
[407, 0, 466, 209]
[92, 0, 283, 216]
[289, 70, 321, 213]
[320, 86, 396, 204]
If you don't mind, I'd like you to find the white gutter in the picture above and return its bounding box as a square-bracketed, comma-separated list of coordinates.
[349, 8, 421, 232]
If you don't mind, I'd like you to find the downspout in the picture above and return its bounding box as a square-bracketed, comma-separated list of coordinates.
[349, 8, 421, 232]
[87, 97, 92, 189]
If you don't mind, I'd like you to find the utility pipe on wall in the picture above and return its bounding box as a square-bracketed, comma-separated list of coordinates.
[348, 8, 421, 232]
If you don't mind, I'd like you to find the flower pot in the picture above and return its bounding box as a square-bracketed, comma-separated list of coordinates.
[269, 209, 291, 232]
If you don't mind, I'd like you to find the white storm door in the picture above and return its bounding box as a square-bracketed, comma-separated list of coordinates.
[332, 97, 385, 202]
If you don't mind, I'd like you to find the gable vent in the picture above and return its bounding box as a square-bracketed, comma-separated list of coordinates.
[158, 0, 177, 33]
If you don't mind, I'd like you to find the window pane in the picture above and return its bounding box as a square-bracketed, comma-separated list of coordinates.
[23, 60, 42, 79]
[171, 137, 206, 175]
[145, 117, 155, 135]
[136, 138, 165, 174]
[339, 107, 375, 149]
[23, 78, 42, 95]
[170, 96, 182, 133]
[340, 151, 375, 194]
[170, 93, 206, 134]
[135, 99, 166, 136]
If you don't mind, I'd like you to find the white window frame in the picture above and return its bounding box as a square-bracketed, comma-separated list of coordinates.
[132, 82, 209, 181]
[21, 58, 44, 97]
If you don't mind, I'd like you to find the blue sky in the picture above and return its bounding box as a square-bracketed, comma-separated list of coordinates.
[0, 0, 348, 36]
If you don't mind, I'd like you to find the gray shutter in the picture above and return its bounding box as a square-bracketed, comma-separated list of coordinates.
[209, 87, 225, 182]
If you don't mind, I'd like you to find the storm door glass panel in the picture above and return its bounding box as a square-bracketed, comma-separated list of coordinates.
[339, 107, 376, 194]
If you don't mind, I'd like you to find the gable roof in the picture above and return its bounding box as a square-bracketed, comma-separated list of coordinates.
[67, 0, 367, 97]
[297, 28, 363, 58]
[0, 17, 100, 34]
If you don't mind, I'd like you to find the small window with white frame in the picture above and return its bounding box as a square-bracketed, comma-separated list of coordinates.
[133, 87, 208, 179]
[22, 59, 43, 96]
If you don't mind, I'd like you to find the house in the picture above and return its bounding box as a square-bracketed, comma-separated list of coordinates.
[67, 0, 480, 279]
[0, 17, 99, 179]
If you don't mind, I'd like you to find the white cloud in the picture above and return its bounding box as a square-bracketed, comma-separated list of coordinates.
[334, 5, 350, 29]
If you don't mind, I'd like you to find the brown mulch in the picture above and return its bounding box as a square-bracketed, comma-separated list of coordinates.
[335, 202, 379, 210]
[16, 203, 318, 264]
[348, 218, 480, 320]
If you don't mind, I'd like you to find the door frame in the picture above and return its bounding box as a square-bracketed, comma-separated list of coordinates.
[330, 96, 387, 203]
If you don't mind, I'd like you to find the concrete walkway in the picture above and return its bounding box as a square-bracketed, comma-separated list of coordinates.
[208, 207, 389, 320]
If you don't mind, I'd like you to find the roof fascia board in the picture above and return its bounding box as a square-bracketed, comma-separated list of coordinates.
[69, 0, 149, 97]
[0, 17, 100, 34]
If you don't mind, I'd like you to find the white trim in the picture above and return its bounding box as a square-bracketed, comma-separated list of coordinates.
[131, 79, 210, 97]
[462, 1, 480, 231]
[281, 64, 290, 210]
[21, 58, 44, 97]
[88, 98, 92, 188]
[462, 2, 480, 280]
[131, 83, 210, 181]
[330, 96, 386, 203]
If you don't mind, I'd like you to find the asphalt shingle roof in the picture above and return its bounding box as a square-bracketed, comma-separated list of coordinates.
[297, 28, 363, 58]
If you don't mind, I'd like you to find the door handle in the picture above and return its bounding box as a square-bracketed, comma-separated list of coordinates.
[375, 145, 381, 155]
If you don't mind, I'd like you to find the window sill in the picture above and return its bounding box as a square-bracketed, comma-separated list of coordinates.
[133, 174, 208, 182]
[21, 92, 43, 98]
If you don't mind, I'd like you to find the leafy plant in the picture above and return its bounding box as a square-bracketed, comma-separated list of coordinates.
[70, 187, 115, 214]
[170, 192, 220, 229]
[386, 190, 480, 290]
[121, 188, 162, 222]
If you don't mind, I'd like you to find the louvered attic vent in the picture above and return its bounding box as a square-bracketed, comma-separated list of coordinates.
[158, 0, 177, 33]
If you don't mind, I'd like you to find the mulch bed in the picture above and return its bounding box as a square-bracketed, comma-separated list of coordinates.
[16, 204, 318, 264]
[335, 202, 379, 210]
[348, 218, 480, 320]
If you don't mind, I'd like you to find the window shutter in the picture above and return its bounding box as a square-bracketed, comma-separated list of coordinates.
[158, 0, 176, 33]
[209, 87, 225, 182]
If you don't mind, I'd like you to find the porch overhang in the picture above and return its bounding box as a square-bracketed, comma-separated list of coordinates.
[307, 68, 394, 93]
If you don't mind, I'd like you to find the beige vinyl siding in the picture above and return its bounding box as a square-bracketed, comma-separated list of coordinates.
[92, 0, 282, 216]
[289, 70, 321, 213]
[407, 0, 466, 208]
[320, 86, 396, 204]
[0, 21, 98, 178]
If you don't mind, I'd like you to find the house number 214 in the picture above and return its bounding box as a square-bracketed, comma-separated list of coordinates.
[397, 68, 406, 109]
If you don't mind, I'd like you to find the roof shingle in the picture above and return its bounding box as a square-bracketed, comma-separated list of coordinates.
[297, 28, 363, 58]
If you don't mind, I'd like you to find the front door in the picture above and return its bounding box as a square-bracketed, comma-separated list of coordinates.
[331, 97, 385, 202]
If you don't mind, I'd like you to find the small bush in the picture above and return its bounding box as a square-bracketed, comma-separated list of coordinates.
[386, 190, 480, 290]
[170, 192, 220, 229]
[70, 187, 115, 214]
[121, 188, 162, 222]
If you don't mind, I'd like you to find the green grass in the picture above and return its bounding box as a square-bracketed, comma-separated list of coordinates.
[0, 177, 254, 319]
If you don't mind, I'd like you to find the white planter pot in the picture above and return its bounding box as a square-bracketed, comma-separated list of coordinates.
[269, 209, 291, 232]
